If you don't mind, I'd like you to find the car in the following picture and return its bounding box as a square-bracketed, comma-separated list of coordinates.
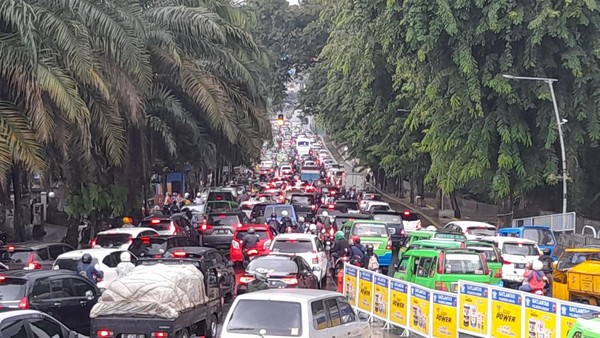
[280, 165, 294, 176]
[237, 254, 319, 294]
[371, 211, 407, 250]
[0, 270, 100, 334]
[0, 309, 87, 337]
[269, 233, 328, 287]
[566, 311, 600, 338]
[290, 193, 319, 210]
[498, 225, 558, 260]
[230, 224, 274, 264]
[264, 204, 298, 224]
[91, 227, 159, 249]
[200, 211, 247, 250]
[205, 200, 240, 213]
[52, 248, 136, 289]
[400, 210, 422, 232]
[405, 229, 467, 248]
[207, 190, 236, 202]
[358, 193, 383, 210]
[0, 243, 75, 270]
[128, 235, 199, 258]
[138, 214, 193, 236]
[333, 214, 374, 232]
[334, 200, 360, 214]
[164, 246, 236, 301]
[249, 202, 277, 221]
[364, 201, 392, 212]
[442, 221, 497, 240]
[340, 220, 393, 269]
[482, 236, 542, 289]
[222, 289, 369, 338]
[240, 200, 261, 219]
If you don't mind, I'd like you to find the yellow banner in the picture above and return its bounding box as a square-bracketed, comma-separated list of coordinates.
[459, 283, 490, 336]
[389, 280, 408, 327]
[409, 286, 431, 336]
[431, 292, 457, 338]
[559, 303, 599, 336]
[490, 289, 523, 338]
[373, 275, 389, 320]
[357, 269, 373, 313]
[524, 295, 557, 338]
[343, 265, 358, 307]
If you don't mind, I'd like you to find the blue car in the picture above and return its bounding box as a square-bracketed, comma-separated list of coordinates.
[264, 204, 298, 224]
[498, 225, 558, 260]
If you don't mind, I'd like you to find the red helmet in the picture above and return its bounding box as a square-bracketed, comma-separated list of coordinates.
[351, 236, 361, 244]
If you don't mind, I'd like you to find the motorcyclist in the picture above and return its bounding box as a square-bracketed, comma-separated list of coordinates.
[121, 217, 134, 228]
[296, 216, 306, 233]
[306, 223, 318, 235]
[349, 236, 365, 266]
[330, 231, 351, 262]
[279, 210, 293, 233]
[193, 192, 203, 204]
[76, 253, 104, 285]
[247, 267, 270, 293]
[116, 252, 135, 278]
[242, 227, 260, 267]
[519, 260, 547, 293]
[362, 244, 380, 272]
[267, 213, 280, 235]
[320, 211, 331, 228]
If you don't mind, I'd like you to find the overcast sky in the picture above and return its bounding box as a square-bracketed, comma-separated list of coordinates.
[288, 0, 299, 5]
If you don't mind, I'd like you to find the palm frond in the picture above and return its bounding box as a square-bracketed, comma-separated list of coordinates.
[0, 0, 38, 66]
[146, 114, 177, 156]
[145, 6, 226, 44]
[0, 101, 46, 172]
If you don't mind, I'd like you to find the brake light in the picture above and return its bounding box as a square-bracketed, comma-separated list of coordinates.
[0, 276, 5, 282]
[27, 262, 41, 270]
[435, 282, 448, 291]
[312, 251, 319, 264]
[19, 297, 29, 309]
[403, 211, 411, 216]
[151, 332, 168, 338]
[437, 252, 445, 274]
[503, 260, 512, 265]
[141, 237, 151, 245]
[219, 214, 226, 218]
[386, 238, 392, 250]
[330, 191, 335, 195]
[232, 240, 240, 249]
[90, 238, 97, 247]
[311, 205, 317, 210]
[216, 196, 223, 200]
[200, 224, 213, 231]
[172, 251, 187, 257]
[150, 219, 160, 224]
[97, 330, 113, 338]
[327, 204, 335, 209]
[239, 276, 255, 284]
[281, 277, 299, 285]
[7, 245, 15, 252]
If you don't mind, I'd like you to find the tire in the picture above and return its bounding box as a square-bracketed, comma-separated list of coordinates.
[203, 314, 218, 338]
[177, 329, 189, 338]
[320, 273, 327, 289]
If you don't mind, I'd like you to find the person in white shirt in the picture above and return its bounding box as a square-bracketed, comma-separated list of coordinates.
[194, 192, 204, 204]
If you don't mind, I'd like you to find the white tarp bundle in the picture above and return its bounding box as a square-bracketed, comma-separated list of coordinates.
[90, 264, 209, 319]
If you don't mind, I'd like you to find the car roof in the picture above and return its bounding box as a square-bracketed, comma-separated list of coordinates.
[0, 309, 48, 322]
[273, 233, 316, 240]
[234, 288, 339, 301]
[55, 248, 125, 259]
[1, 243, 71, 251]
[1, 269, 79, 279]
[344, 220, 388, 226]
[446, 221, 495, 228]
[166, 246, 216, 254]
[97, 227, 157, 235]
[207, 211, 240, 216]
[481, 236, 537, 244]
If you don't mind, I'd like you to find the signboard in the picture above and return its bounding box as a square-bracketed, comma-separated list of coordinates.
[409, 286, 431, 336]
[357, 270, 373, 313]
[431, 292, 457, 338]
[490, 289, 523, 338]
[389, 280, 409, 327]
[524, 295, 557, 338]
[559, 303, 600, 337]
[343, 265, 358, 307]
[373, 275, 389, 320]
[459, 283, 490, 337]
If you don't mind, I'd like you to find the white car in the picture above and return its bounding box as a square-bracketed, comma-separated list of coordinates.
[364, 201, 392, 212]
[358, 193, 383, 210]
[92, 227, 159, 249]
[270, 234, 328, 287]
[280, 165, 294, 176]
[443, 221, 497, 240]
[482, 236, 542, 288]
[400, 210, 423, 232]
[53, 248, 136, 289]
[221, 289, 369, 338]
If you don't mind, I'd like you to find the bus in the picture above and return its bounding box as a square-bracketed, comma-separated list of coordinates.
[295, 137, 312, 156]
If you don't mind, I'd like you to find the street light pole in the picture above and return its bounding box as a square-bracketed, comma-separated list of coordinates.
[503, 74, 568, 230]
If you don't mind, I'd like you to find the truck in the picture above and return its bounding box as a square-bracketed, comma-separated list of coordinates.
[344, 172, 365, 190]
[90, 262, 223, 338]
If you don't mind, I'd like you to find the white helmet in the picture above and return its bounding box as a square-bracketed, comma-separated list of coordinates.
[322, 211, 329, 217]
[281, 210, 289, 216]
[196, 192, 201, 197]
[309, 224, 317, 232]
[532, 260, 543, 271]
[184, 192, 190, 199]
[120, 252, 131, 263]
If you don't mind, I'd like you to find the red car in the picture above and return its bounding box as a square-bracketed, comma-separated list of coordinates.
[230, 224, 274, 263]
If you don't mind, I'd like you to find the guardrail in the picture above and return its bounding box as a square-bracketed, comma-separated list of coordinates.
[343, 264, 598, 337]
[512, 212, 576, 232]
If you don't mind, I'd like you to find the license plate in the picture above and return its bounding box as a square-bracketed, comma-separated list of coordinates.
[216, 229, 229, 234]
[514, 263, 525, 269]
[123, 334, 144, 338]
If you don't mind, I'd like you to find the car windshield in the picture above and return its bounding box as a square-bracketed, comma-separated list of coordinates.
[268, 207, 294, 217]
[96, 234, 132, 247]
[373, 215, 402, 223]
[227, 300, 302, 336]
[523, 228, 555, 246]
[556, 251, 600, 270]
[247, 258, 298, 275]
[466, 227, 496, 237]
[140, 220, 172, 231]
[272, 239, 313, 253]
[236, 230, 269, 240]
[291, 196, 313, 205]
[443, 254, 485, 274]
[0, 250, 36, 264]
[0, 278, 26, 301]
[502, 243, 539, 256]
[208, 215, 240, 227]
[352, 223, 388, 237]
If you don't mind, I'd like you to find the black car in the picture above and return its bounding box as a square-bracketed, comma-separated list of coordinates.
[0, 270, 100, 334]
[200, 212, 246, 250]
[0, 243, 75, 270]
[165, 246, 236, 301]
[0, 308, 86, 338]
[250, 202, 276, 221]
[335, 200, 360, 213]
[238, 254, 319, 294]
[207, 190, 235, 202]
[371, 210, 407, 249]
[128, 235, 200, 258]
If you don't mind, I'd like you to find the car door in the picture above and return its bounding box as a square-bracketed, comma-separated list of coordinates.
[29, 277, 60, 316]
[27, 316, 71, 338]
[324, 297, 346, 336]
[336, 296, 365, 337]
[310, 299, 336, 335]
[0, 319, 28, 338]
[35, 277, 77, 330]
[67, 276, 98, 334]
[314, 239, 327, 279]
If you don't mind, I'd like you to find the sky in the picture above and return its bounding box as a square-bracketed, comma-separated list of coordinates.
[288, 0, 299, 4]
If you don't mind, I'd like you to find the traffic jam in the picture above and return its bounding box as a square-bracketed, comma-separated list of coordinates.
[0, 113, 599, 338]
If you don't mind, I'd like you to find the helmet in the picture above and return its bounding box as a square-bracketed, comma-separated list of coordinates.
[120, 252, 131, 262]
[365, 244, 374, 254]
[271, 213, 277, 218]
[81, 253, 93, 264]
[351, 236, 361, 245]
[248, 227, 256, 234]
[298, 216, 305, 223]
[309, 224, 317, 232]
[322, 211, 329, 217]
[197, 192, 201, 197]
[184, 192, 190, 199]
[335, 231, 344, 240]
[281, 210, 289, 217]
[254, 267, 270, 282]
[122, 217, 132, 224]
[532, 260, 543, 271]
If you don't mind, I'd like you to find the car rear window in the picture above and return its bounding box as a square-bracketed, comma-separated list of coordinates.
[236, 230, 269, 240]
[0, 278, 26, 301]
[96, 234, 132, 247]
[336, 201, 359, 210]
[55, 257, 100, 271]
[266, 206, 294, 218]
[373, 215, 402, 223]
[363, 194, 382, 201]
[466, 227, 496, 237]
[208, 215, 240, 227]
[443, 254, 485, 274]
[208, 192, 234, 201]
[352, 223, 389, 237]
[247, 258, 299, 275]
[401, 213, 419, 221]
[140, 219, 172, 231]
[291, 195, 313, 205]
[0, 250, 37, 263]
[227, 300, 302, 336]
[130, 238, 168, 256]
[433, 233, 466, 240]
[271, 239, 314, 253]
[503, 243, 539, 256]
[369, 205, 390, 211]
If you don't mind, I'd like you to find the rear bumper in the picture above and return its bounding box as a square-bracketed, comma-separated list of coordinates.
[202, 236, 233, 249]
[378, 252, 392, 267]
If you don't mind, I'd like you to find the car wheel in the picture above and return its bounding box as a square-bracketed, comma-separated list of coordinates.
[204, 314, 218, 338]
[177, 329, 189, 338]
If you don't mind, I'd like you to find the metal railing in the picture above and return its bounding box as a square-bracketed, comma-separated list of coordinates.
[511, 212, 576, 232]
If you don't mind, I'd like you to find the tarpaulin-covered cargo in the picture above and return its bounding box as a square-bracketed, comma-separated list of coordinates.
[90, 264, 209, 319]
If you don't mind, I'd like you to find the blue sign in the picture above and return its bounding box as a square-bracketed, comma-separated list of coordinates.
[560, 304, 597, 319]
[359, 270, 373, 282]
[391, 281, 407, 293]
[525, 296, 556, 313]
[344, 265, 357, 277]
[375, 275, 389, 287]
[461, 283, 488, 298]
[491, 290, 522, 305]
[411, 286, 430, 301]
[433, 293, 457, 307]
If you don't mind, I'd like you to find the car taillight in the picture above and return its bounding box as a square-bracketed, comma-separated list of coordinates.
[19, 297, 29, 309]
[312, 251, 319, 264]
[494, 269, 503, 278]
[150, 219, 160, 224]
[97, 330, 113, 338]
[141, 237, 151, 245]
[435, 282, 448, 291]
[26, 262, 41, 270]
[503, 260, 512, 265]
[172, 251, 187, 257]
[327, 204, 335, 209]
[281, 277, 299, 285]
[329, 228, 334, 237]
[90, 238, 97, 247]
[200, 224, 213, 231]
[151, 332, 168, 338]
[0, 276, 5, 282]
[437, 252, 445, 274]
[386, 238, 392, 250]
[264, 240, 271, 249]
[239, 276, 255, 284]
[232, 240, 240, 249]
[311, 205, 317, 210]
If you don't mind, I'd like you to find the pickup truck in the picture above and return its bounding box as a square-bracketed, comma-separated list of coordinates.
[90, 259, 223, 338]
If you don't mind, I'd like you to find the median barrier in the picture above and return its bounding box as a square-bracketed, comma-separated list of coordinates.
[342, 264, 599, 337]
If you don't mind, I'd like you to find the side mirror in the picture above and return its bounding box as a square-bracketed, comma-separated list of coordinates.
[312, 266, 321, 272]
[357, 312, 370, 321]
[85, 290, 95, 301]
[543, 248, 552, 256]
[69, 331, 79, 338]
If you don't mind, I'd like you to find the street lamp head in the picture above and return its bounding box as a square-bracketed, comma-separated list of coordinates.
[561, 118, 568, 125]
[502, 74, 515, 79]
[48, 192, 56, 198]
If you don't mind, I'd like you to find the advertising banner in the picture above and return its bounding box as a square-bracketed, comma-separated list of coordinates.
[357, 269, 373, 313]
[458, 283, 490, 337]
[431, 292, 457, 338]
[372, 275, 389, 320]
[524, 295, 557, 338]
[559, 303, 600, 337]
[490, 288, 523, 338]
[389, 280, 409, 327]
[343, 264, 358, 307]
[409, 285, 431, 337]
